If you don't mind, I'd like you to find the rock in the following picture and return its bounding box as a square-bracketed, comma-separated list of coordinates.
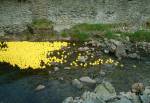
[0, 30, 5, 37]
[63, 97, 74, 103]
[99, 71, 106, 77]
[140, 94, 150, 103]
[72, 79, 83, 89]
[130, 93, 142, 103]
[82, 91, 105, 103]
[115, 44, 127, 60]
[144, 86, 150, 95]
[94, 82, 116, 101]
[128, 53, 140, 59]
[78, 56, 88, 63]
[78, 47, 89, 51]
[73, 97, 83, 103]
[35, 84, 45, 91]
[48, 71, 52, 74]
[104, 49, 109, 54]
[80, 76, 96, 84]
[54, 67, 59, 71]
[113, 97, 132, 103]
[64, 67, 71, 70]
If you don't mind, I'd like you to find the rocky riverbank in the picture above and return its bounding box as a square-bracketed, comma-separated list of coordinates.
[63, 82, 150, 103]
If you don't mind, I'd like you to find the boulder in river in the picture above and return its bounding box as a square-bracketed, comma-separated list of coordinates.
[35, 84, 45, 91]
[72, 79, 83, 89]
[80, 76, 96, 84]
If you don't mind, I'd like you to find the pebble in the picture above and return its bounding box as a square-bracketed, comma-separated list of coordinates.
[54, 67, 59, 71]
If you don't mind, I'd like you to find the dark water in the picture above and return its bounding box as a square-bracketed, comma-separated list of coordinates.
[0, 56, 150, 103]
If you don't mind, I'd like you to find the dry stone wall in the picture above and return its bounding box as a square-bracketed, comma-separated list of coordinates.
[0, 0, 150, 32]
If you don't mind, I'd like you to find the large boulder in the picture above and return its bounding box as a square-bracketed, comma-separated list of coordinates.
[94, 82, 117, 101]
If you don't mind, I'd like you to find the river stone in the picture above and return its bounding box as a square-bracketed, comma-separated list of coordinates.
[140, 94, 150, 103]
[80, 76, 96, 84]
[78, 56, 88, 63]
[82, 91, 105, 103]
[64, 67, 71, 70]
[128, 53, 140, 59]
[115, 44, 127, 60]
[111, 97, 132, 103]
[94, 82, 116, 101]
[54, 67, 59, 71]
[144, 86, 150, 95]
[72, 79, 83, 89]
[63, 97, 74, 103]
[35, 84, 45, 91]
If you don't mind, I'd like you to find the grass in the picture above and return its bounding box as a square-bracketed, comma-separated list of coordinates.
[31, 19, 53, 28]
[71, 32, 90, 41]
[129, 30, 150, 42]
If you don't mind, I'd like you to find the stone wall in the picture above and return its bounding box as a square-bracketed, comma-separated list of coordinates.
[0, 0, 150, 32]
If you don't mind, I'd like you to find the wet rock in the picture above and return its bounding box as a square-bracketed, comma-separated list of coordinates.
[144, 86, 150, 95]
[113, 97, 132, 103]
[99, 71, 106, 77]
[140, 94, 150, 103]
[54, 67, 59, 71]
[94, 82, 117, 101]
[72, 79, 83, 89]
[128, 53, 140, 59]
[35, 84, 45, 91]
[64, 67, 71, 70]
[82, 91, 105, 103]
[80, 76, 96, 84]
[63, 97, 74, 103]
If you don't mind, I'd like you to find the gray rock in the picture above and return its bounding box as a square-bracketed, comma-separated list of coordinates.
[82, 92, 105, 103]
[78, 47, 89, 52]
[64, 67, 71, 70]
[115, 44, 127, 60]
[104, 49, 109, 54]
[63, 97, 74, 103]
[0, 31, 5, 37]
[94, 82, 117, 101]
[99, 71, 106, 77]
[112, 97, 132, 103]
[144, 86, 150, 95]
[35, 84, 45, 91]
[80, 76, 96, 84]
[140, 94, 150, 103]
[72, 79, 83, 89]
[128, 53, 140, 59]
[78, 56, 88, 63]
[54, 67, 59, 71]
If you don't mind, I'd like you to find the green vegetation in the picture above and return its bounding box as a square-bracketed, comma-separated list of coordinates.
[129, 30, 150, 42]
[71, 32, 90, 41]
[31, 19, 53, 28]
[61, 23, 150, 42]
